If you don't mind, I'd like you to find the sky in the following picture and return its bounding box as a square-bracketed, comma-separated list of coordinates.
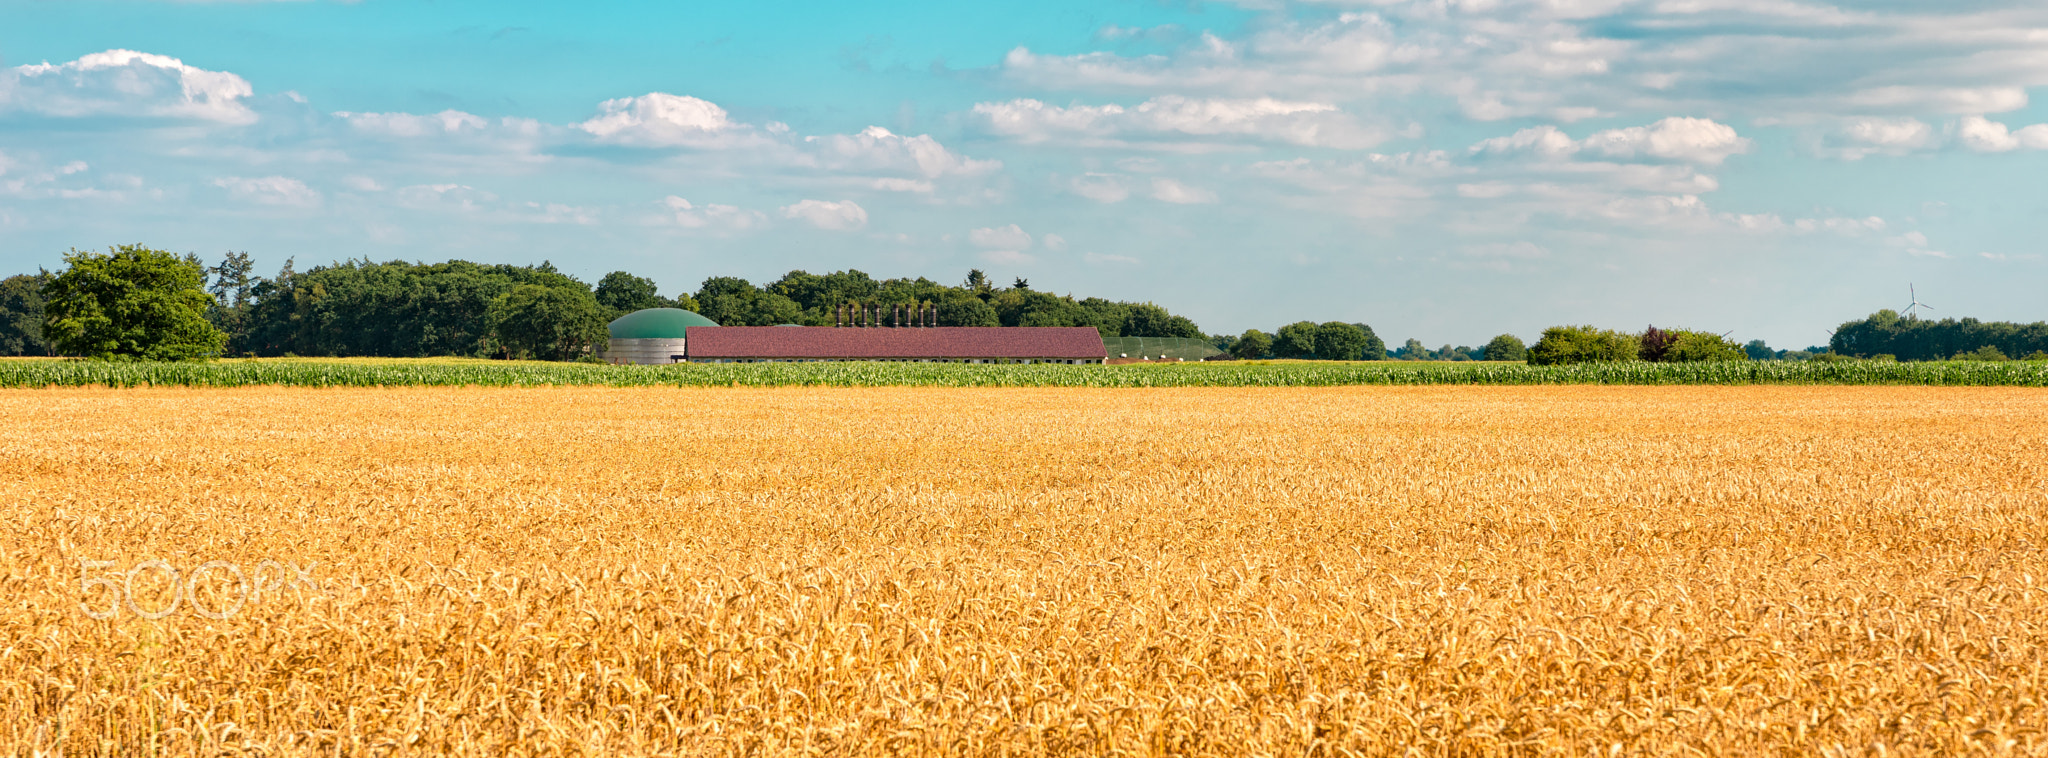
[1, 0, 2044, 349]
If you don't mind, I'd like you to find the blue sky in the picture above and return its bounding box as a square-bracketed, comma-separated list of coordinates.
[2, 0, 2044, 348]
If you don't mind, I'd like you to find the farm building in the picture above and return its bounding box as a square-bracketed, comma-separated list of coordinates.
[604, 308, 717, 365]
[603, 307, 1108, 364]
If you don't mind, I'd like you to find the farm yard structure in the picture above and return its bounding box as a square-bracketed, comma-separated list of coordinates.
[603, 308, 717, 365]
[684, 326, 1106, 364]
[604, 306, 1108, 365]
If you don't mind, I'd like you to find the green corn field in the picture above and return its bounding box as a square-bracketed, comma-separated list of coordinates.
[3, 359, 2046, 388]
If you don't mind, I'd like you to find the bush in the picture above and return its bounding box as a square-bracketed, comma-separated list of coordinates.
[1956, 345, 2010, 362]
[2025, 351, 2048, 361]
[1663, 331, 1748, 362]
[1527, 326, 1640, 365]
[1481, 334, 1526, 362]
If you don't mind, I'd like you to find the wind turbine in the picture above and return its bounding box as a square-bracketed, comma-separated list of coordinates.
[1903, 284, 1934, 320]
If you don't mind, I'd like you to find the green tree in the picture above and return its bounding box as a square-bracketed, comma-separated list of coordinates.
[1232, 329, 1272, 359]
[1349, 323, 1386, 361]
[1526, 325, 1640, 365]
[0, 273, 53, 356]
[1313, 322, 1370, 361]
[1663, 331, 1748, 362]
[1394, 338, 1431, 360]
[1272, 321, 1320, 359]
[1743, 339, 1774, 361]
[486, 284, 608, 361]
[206, 251, 258, 354]
[1482, 334, 1527, 362]
[936, 293, 999, 327]
[1122, 303, 1203, 338]
[42, 245, 226, 360]
[594, 271, 664, 316]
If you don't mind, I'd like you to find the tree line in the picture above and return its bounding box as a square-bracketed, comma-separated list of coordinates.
[0, 247, 1209, 360]
[7, 246, 2041, 364]
[1830, 310, 2048, 362]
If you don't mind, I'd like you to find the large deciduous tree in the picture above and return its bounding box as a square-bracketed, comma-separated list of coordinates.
[0, 273, 53, 356]
[1231, 329, 1272, 360]
[1313, 322, 1370, 361]
[42, 245, 226, 361]
[1272, 321, 1320, 359]
[487, 284, 608, 361]
[1482, 334, 1527, 362]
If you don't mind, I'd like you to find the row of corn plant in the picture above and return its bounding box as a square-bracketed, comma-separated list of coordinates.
[4, 359, 2046, 388]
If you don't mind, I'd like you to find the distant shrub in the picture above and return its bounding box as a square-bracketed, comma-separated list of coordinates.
[1481, 334, 1526, 362]
[2026, 351, 2048, 361]
[1527, 326, 1640, 365]
[1956, 346, 2010, 362]
[1662, 331, 1748, 363]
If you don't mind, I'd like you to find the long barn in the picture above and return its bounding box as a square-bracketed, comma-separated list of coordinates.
[603, 308, 1107, 365]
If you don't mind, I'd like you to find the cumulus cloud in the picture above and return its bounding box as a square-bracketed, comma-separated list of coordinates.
[973, 95, 1385, 149]
[997, 5, 2048, 122]
[1068, 173, 1131, 203]
[1, 49, 255, 124]
[807, 126, 1001, 178]
[1042, 233, 1069, 251]
[337, 109, 490, 138]
[1828, 117, 1939, 160]
[662, 196, 767, 232]
[969, 224, 1034, 250]
[1473, 118, 1749, 165]
[577, 93, 748, 147]
[780, 199, 868, 230]
[1955, 116, 2048, 153]
[1150, 178, 1218, 204]
[213, 176, 320, 207]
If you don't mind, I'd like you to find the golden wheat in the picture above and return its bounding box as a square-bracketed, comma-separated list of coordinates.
[1, 386, 2044, 756]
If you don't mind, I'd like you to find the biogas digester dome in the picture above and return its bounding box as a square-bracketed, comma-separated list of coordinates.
[605, 308, 718, 364]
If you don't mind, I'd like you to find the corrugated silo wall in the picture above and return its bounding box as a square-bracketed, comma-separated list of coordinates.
[605, 338, 689, 365]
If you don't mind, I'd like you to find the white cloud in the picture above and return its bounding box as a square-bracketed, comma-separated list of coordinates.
[807, 126, 1001, 178]
[973, 95, 1385, 149]
[779, 199, 868, 231]
[337, 109, 490, 138]
[395, 183, 497, 212]
[979, 250, 1036, 265]
[661, 196, 767, 232]
[1473, 118, 1749, 165]
[969, 224, 1034, 250]
[1955, 116, 2048, 153]
[1829, 117, 1938, 160]
[1150, 177, 1218, 204]
[577, 93, 746, 147]
[997, 5, 2048, 123]
[1042, 233, 1069, 251]
[2, 49, 256, 124]
[1069, 173, 1131, 203]
[342, 176, 385, 192]
[212, 176, 320, 208]
[871, 178, 935, 193]
[1580, 118, 1751, 165]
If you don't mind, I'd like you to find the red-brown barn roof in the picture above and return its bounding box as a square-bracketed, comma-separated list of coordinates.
[685, 326, 1107, 360]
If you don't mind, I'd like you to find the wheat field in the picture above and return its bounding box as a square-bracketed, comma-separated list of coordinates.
[1, 386, 2044, 755]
